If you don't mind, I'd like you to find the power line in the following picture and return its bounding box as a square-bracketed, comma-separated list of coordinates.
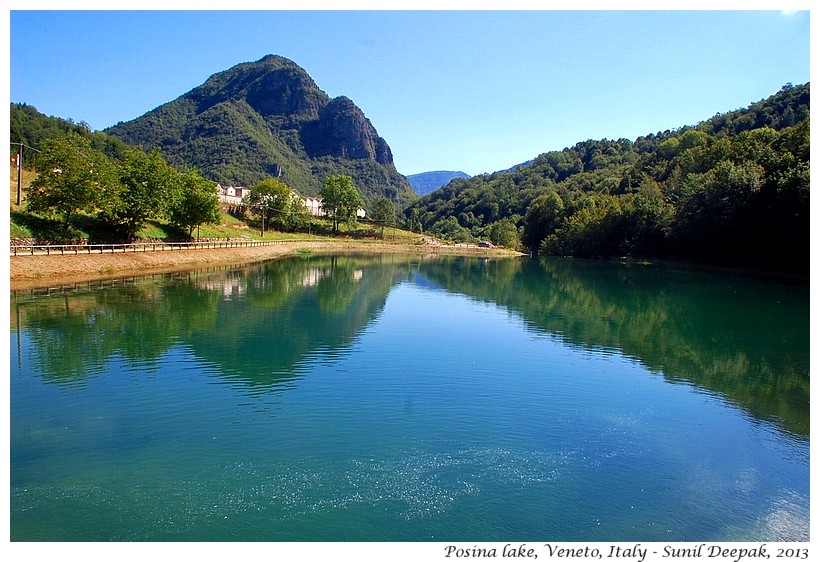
[10, 141, 41, 153]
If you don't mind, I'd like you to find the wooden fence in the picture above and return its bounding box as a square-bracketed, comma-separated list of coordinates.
[10, 239, 313, 256]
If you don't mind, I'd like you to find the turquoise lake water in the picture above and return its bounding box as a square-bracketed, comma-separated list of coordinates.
[10, 255, 809, 541]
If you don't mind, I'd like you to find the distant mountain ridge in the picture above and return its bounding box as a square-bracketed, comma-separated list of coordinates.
[407, 170, 470, 195]
[105, 55, 417, 208]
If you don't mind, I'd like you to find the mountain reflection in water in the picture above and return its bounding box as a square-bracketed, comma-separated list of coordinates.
[11, 254, 809, 436]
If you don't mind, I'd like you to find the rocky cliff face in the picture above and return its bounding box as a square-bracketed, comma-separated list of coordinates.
[302, 95, 393, 164]
[106, 55, 415, 207]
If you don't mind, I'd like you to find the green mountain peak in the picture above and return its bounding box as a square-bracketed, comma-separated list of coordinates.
[106, 55, 416, 208]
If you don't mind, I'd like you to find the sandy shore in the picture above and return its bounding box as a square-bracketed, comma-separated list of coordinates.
[9, 239, 521, 290]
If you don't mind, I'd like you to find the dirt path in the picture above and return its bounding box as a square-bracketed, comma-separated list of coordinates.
[9, 239, 520, 290]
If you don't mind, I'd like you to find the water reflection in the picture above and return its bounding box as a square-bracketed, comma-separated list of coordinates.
[414, 257, 810, 437]
[11, 254, 809, 436]
[12, 255, 405, 393]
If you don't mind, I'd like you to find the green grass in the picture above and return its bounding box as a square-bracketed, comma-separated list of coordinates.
[10, 222, 31, 238]
[10, 165, 36, 213]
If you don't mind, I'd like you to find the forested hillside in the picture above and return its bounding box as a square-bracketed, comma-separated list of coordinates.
[405, 83, 809, 272]
[105, 55, 417, 209]
[11, 102, 130, 162]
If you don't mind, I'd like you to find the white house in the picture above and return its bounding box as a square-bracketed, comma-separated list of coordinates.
[302, 195, 366, 219]
[217, 184, 250, 206]
[303, 196, 326, 217]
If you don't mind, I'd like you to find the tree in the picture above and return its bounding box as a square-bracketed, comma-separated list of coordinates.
[104, 147, 182, 241]
[522, 190, 565, 251]
[320, 175, 363, 233]
[406, 208, 422, 233]
[27, 132, 117, 233]
[286, 194, 311, 233]
[169, 170, 221, 239]
[246, 178, 294, 234]
[432, 216, 472, 243]
[488, 218, 521, 249]
[657, 137, 680, 160]
[620, 178, 672, 256]
[680, 129, 709, 150]
[672, 160, 765, 262]
[541, 195, 624, 258]
[370, 196, 396, 239]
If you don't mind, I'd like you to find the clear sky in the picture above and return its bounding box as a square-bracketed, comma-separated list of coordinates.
[7, 5, 812, 177]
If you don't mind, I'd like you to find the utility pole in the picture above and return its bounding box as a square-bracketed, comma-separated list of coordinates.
[12, 142, 38, 206]
[259, 195, 270, 238]
[16, 143, 22, 206]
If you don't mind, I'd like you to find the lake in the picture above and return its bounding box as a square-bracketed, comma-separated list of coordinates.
[9, 254, 810, 542]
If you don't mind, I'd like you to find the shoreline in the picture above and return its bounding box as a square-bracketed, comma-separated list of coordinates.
[9, 239, 523, 290]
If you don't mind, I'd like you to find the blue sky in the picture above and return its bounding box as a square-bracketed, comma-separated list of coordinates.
[7, 7, 811, 177]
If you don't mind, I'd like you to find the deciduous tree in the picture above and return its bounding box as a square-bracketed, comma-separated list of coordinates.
[104, 147, 181, 241]
[370, 196, 396, 239]
[27, 132, 117, 233]
[169, 170, 221, 239]
[246, 178, 294, 233]
[522, 190, 565, 251]
[488, 218, 521, 249]
[320, 175, 363, 233]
